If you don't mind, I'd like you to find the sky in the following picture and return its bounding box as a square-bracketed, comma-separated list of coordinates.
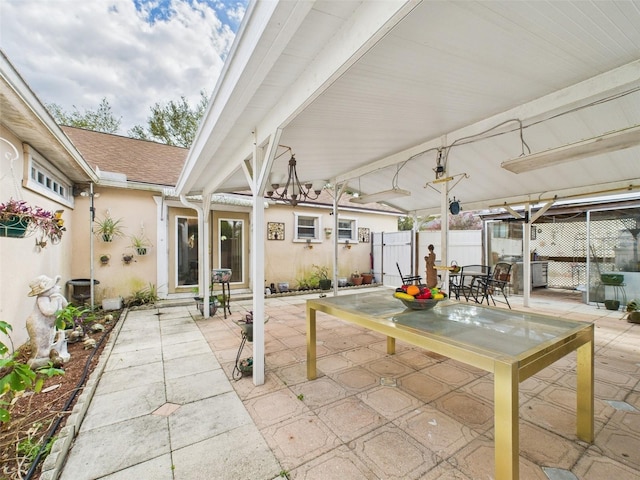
[0, 0, 249, 134]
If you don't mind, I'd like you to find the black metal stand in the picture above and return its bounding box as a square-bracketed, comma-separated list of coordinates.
[220, 280, 231, 318]
[232, 329, 251, 380]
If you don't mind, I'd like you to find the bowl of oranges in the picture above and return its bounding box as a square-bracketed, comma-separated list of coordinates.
[393, 284, 447, 310]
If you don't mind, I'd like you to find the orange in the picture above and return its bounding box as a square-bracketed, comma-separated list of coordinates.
[406, 285, 421, 296]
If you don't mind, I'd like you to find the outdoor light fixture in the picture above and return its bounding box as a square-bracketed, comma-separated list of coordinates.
[501, 125, 640, 173]
[434, 148, 446, 179]
[449, 197, 461, 215]
[266, 151, 326, 207]
[350, 188, 411, 204]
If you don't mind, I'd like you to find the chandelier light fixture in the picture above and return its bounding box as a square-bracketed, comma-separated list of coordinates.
[266, 148, 326, 206]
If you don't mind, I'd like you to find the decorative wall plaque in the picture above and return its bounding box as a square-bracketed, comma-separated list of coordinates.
[358, 227, 370, 243]
[268, 222, 285, 240]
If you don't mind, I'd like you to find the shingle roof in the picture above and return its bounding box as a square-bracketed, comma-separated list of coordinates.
[62, 126, 187, 186]
[61, 126, 401, 214]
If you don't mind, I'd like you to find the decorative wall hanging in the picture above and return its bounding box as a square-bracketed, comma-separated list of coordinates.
[358, 227, 370, 243]
[268, 222, 285, 240]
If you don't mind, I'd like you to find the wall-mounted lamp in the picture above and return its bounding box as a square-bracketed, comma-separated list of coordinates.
[304, 238, 313, 249]
[344, 239, 352, 249]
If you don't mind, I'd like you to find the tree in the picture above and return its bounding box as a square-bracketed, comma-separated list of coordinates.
[128, 91, 208, 148]
[47, 98, 121, 133]
[398, 215, 438, 231]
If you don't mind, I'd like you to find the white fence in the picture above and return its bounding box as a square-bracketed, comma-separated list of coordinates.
[372, 230, 483, 287]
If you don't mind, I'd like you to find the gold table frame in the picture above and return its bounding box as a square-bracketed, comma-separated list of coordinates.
[306, 293, 594, 480]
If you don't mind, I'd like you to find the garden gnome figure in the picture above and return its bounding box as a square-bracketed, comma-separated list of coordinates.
[425, 244, 438, 288]
[26, 275, 70, 369]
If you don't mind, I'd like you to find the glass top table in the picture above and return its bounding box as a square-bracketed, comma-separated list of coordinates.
[306, 292, 594, 480]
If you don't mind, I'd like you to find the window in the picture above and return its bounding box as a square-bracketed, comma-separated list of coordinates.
[338, 218, 357, 242]
[491, 221, 523, 240]
[25, 145, 73, 207]
[294, 213, 321, 240]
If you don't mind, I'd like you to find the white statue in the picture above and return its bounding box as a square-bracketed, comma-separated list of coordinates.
[26, 275, 70, 369]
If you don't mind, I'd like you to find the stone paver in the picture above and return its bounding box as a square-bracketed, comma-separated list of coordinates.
[53, 287, 640, 480]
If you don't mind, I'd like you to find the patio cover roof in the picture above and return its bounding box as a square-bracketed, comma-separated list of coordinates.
[176, 0, 640, 214]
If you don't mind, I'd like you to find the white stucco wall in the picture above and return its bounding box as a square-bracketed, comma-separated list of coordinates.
[263, 205, 398, 289]
[0, 127, 76, 349]
[69, 187, 159, 303]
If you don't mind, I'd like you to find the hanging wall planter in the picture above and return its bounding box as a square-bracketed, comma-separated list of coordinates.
[99, 254, 111, 265]
[95, 214, 124, 242]
[0, 215, 30, 238]
[122, 254, 135, 265]
[130, 233, 152, 256]
[0, 198, 65, 242]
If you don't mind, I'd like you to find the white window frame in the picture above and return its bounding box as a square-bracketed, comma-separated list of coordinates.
[23, 145, 74, 208]
[337, 216, 358, 243]
[294, 212, 322, 242]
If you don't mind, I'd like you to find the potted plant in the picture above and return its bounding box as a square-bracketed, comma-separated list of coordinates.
[361, 272, 374, 284]
[623, 299, 640, 324]
[95, 214, 124, 242]
[99, 254, 111, 265]
[122, 253, 135, 265]
[0, 198, 65, 242]
[604, 299, 620, 311]
[130, 233, 152, 255]
[351, 270, 363, 286]
[312, 264, 332, 290]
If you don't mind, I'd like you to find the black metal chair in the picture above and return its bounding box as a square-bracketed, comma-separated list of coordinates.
[459, 265, 491, 303]
[448, 267, 463, 299]
[396, 262, 422, 286]
[477, 262, 512, 309]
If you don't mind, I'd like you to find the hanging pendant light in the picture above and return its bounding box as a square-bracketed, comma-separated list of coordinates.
[266, 150, 326, 206]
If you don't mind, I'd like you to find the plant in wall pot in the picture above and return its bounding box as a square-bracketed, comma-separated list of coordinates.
[95, 214, 124, 242]
[0, 198, 65, 242]
[623, 299, 640, 324]
[130, 233, 152, 255]
[99, 254, 111, 265]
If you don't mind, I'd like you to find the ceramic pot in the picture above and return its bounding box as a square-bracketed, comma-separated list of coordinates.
[628, 311, 640, 324]
[604, 299, 620, 311]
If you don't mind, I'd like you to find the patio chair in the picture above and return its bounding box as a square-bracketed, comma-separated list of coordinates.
[459, 265, 491, 303]
[448, 267, 463, 299]
[477, 262, 512, 309]
[396, 262, 422, 286]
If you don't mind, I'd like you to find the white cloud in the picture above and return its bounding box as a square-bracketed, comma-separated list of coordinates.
[0, 0, 245, 133]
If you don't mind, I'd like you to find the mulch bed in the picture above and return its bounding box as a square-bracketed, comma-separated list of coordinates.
[0, 311, 121, 479]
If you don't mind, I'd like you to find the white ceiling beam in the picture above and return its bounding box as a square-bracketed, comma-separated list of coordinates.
[413, 179, 640, 216]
